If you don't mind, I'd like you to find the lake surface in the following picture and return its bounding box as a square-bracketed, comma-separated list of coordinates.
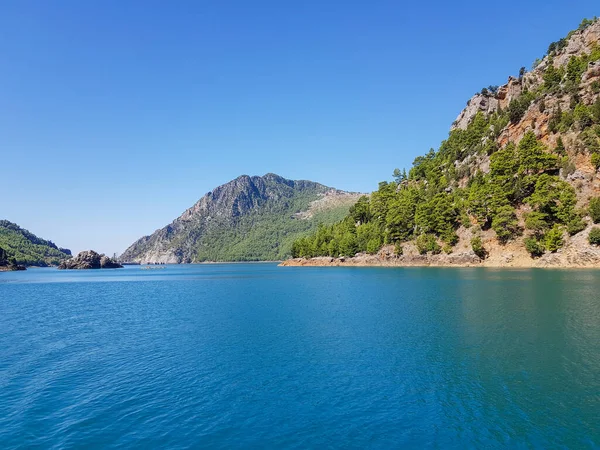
[1, 264, 599, 449]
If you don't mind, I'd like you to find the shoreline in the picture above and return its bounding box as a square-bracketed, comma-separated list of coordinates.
[279, 252, 600, 269]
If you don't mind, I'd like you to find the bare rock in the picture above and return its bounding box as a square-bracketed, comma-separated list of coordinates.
[58, 250, 123, 270]
[453, 94, 500, 130]
[567, 170, 587, 182]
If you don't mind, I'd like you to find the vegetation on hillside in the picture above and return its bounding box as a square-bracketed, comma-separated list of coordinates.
[0, 220, 71, 266]
[292, 19, 600, 260]
[193, 192, 355, 261]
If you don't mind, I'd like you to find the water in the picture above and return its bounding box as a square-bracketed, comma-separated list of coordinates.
[1, 264, 599, 449]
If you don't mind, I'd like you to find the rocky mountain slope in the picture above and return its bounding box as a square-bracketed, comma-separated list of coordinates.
[287, 18, 600, 268]
[0, 220, 71, 267]
[121, 173, 362, 263]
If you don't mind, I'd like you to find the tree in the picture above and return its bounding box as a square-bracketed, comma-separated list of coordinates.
[415, 193, 458, 243]
[574, 103, 593, 129]
[525, 237, 545, 257]
[492, 206, 521, 243]
[592, 96, 600, 123]
[543, 63, 563, 91]
[349, 196, 371, 225]
[366, 238, 380, 255]
[554, 137, 566, 155]
[592, 153, 600, 170]
[589, 197, 600, 223]
[471, 236, 487, 259]
[526, 174, 577, 225]
[394, 242, 403, 256]
[386, 186, 421, 241]
[567, 215, 586, 235]
[468, 181, 510, 227]
[370, 181, 396, 231]
[544, 225, 564, 252]
[416, 234, 441, 255]
[392, 168, 407, 183]
[525, 211, 549, 235]
[589, 227, 600, 245]
[548, 106, 562, 133]
[518, 131, 558, 174]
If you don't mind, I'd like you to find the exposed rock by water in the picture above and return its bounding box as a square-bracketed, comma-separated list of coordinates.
[58, 251, 123, 270]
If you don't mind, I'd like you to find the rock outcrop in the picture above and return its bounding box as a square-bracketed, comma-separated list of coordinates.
[453, 20, 600, 134]
[58, 251, 123, 270]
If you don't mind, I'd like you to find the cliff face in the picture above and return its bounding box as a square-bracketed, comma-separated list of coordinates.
[454, 19, 600, 163]
[289, 18, 600, 268]
[451, 19, 600, 221]
[121, 173, 362, 263]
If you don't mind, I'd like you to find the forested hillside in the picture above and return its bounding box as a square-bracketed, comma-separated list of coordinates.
[0, 220, 71, 266]
[291, 18, 600, 267]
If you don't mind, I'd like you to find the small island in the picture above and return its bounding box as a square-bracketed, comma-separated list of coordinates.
[58, 250, 123, 270]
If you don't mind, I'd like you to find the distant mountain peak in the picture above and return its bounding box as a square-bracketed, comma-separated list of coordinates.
[121, 174, 362, 263]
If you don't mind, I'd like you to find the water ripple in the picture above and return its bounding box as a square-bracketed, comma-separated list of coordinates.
[1, 265, 599, 448]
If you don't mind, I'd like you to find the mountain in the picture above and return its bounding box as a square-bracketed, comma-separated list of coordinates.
[121, 173, 363, 263]
[288, 18, 600, 268]
[0, 220, 71, 266]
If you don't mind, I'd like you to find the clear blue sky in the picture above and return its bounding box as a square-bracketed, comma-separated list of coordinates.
[2, 0, 598, 255]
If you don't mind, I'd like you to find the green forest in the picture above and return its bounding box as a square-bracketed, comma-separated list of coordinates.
[193, 191, 354, 261]
[0, 220, 72, 266]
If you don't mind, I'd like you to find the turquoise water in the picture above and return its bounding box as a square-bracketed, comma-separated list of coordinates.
[1, 264, 599, 448]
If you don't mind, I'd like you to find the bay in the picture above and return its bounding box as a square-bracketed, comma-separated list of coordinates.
[1, 264, 599, 448]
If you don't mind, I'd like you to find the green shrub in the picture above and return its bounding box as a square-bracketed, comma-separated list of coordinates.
[443, 244, 453, 254]
[416, 234, 441, 255]
[589, 227, 600, 245]
[591, 153, 600, 170]
[544, 225, 564, 252]
[567, 216, 586, 235]
[471, 236, 487, 259]
[589, 197, 600, 223]
[525, 237, 545, 257]
[394, 242, 403, 256]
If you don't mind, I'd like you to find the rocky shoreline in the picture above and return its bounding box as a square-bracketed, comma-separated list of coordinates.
[279, 252, 600, 268]
[280, 229, 600, 269]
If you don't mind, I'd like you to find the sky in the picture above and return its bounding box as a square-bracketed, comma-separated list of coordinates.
[1, 0, 599, 255]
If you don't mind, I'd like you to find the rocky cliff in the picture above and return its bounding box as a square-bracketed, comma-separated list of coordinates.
[288, 18, 600, 268]
[121, 173, 362, 263]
